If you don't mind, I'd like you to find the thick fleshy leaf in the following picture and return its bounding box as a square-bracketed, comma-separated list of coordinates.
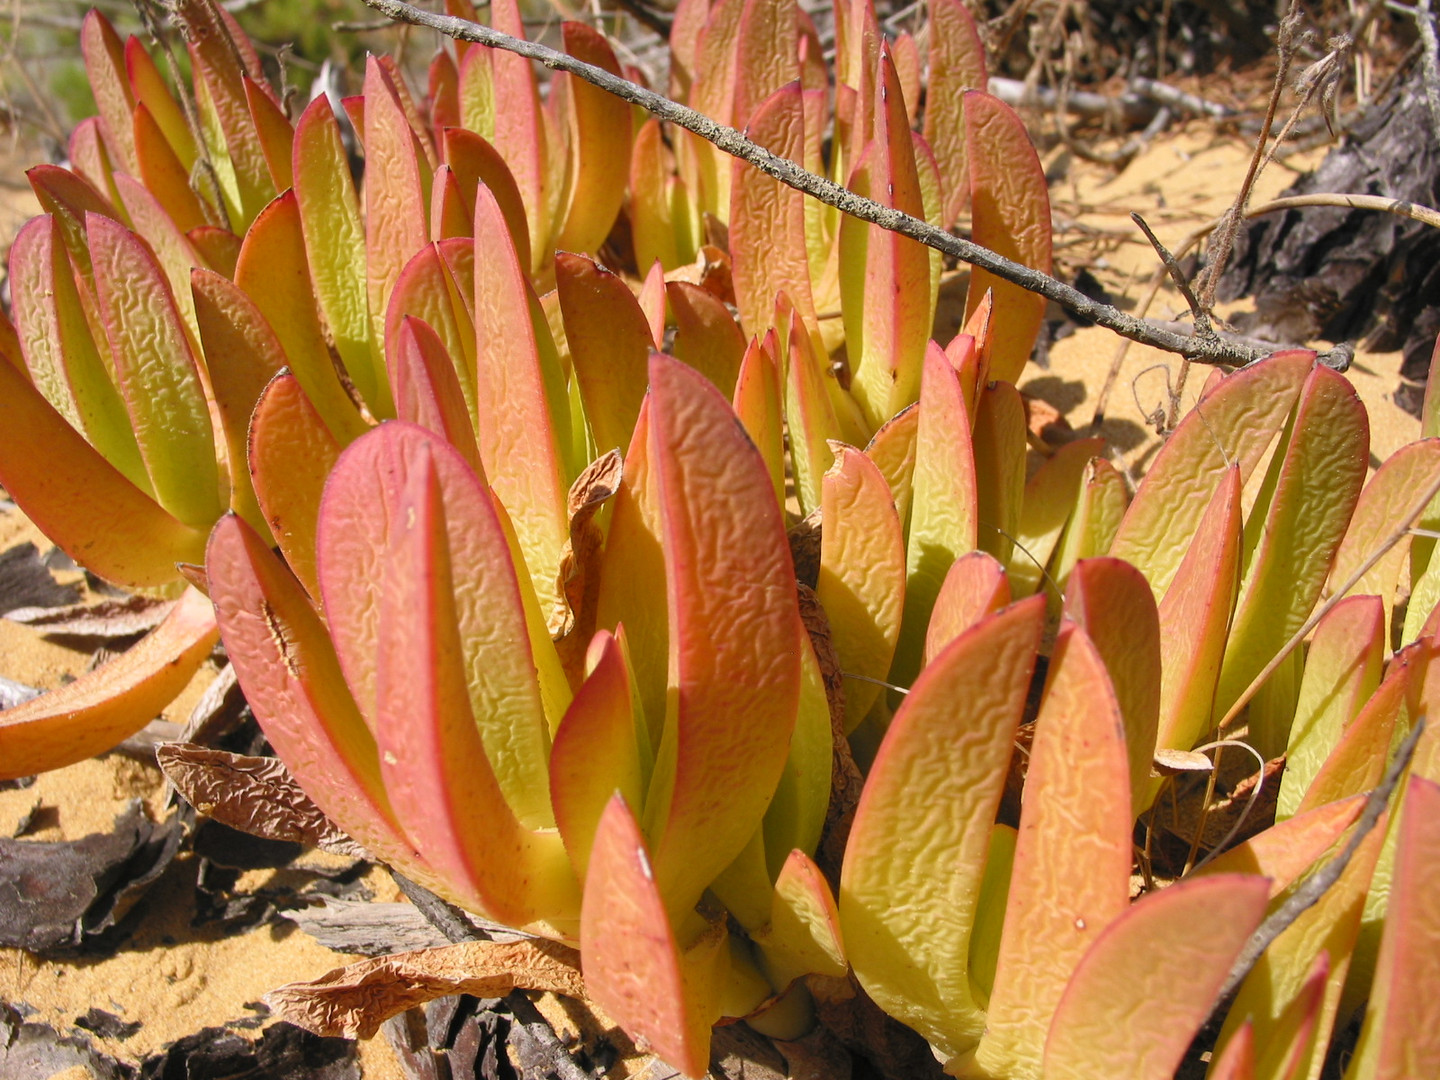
[385, 239, 477, 423]
[133, 102, 208, 233]
[818, 444, 906, 729]
[972, 381, 1027, 567]
[490, 0, 549, 266]
[66, 117, 124, 218]
[191, 268, 287, 539]
[244, 75, 295, 192]
[761, 630, 834, 875]
[925, 0, 988, 227]
[1111, 352, 1314, 596]
[1330, 438, 1440, 628]
[755, 849, 847, 989]
[732, 336, 786, 506]
[363, 55, 431, 384]
[893, 344, 978, 691]
[429, 164, 470, 241]
[1296, 643, 1417, 815]
[0, 589, 216, 780]
[1215, 823, 1385, 1080]
[1065, 557, 1162, 817]
[126, 35, 196, 171]
[248, 373, 343, 604]
[9, 215, 145, 491]
[1343, 777, 1440, 1080]
[1214, 365, 1369, 750]
[80, 11, 139, 175]
[472, 185, 572, 631]
[0, 354, 206, 587]
[1010, 436, 1104, 597]
[785, 300, 844, 515]
[957, 622, 1132, 1080]
[1278, 596, 1385, 820]
[319, 423, 554, 835]
[963, 92, 1050, 384]
[292, 95, 381, 416]
[235, 191, 367, 444]
[205, 514, 423, 879]
[553, 23, 631, 254]
[373, 446, 578, 929]
[841, 597, 1045, 1058]
[1050, 457, 1127, 592]
[555, 253, 652, 457]
[667, 281, 746, 396]
[641, 353, 804, 917]
[389, 316, 482, 474]
[1198, 794, 1366, 897]
[595, 397, 669, 745]
[88, 212, 221, 530]
[1211, 1025, 1257, 1080]
[631, 119, 683, 272]
[111, 173, 206, 334]
[178, 0, 274, 229]
[840, 48, 933, 429]
[1043, 874, 1271, 1080]
[582, 796, 719, 1078]
[550, 631, 646, 883]
[731, 81, 813, 339]
[923, 550, 1008, 667]
[441, 127, 531, 274]
[1155, 466, 1242, 760]
[864, 401, 919, 526]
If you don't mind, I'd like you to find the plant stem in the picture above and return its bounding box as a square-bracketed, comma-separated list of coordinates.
[358, 0, 1350, 372]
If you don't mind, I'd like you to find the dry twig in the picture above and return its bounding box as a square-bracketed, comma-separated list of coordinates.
[357, 0, 1350, 373]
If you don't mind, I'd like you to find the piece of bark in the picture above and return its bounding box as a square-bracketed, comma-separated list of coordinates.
[0, 543, 82, 617]
[1219, 70, 1440, 412]
[265, 939, 586, 1040]
[287, 898, 479, 957]
[0, 800, 182, 952]
[0, 1005, 130, 1080]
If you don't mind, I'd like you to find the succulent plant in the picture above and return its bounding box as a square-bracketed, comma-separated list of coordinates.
[1, 0, 1438, 1077]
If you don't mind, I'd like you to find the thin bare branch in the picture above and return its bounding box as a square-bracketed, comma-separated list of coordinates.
[1191, 718, 1425, 1054]
[357, 0, 1349, 373]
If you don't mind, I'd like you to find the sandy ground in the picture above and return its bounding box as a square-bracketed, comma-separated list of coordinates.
[0, 117, 1424, 1078]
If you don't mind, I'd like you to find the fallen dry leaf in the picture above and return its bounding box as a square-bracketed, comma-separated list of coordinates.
[156, 743, 366, 857]
[555, 449, 624, 679]
[5, 594, 172, 639]
[265, 938, 586, 1039]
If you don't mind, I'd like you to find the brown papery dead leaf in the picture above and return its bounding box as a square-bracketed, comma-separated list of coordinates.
[1153, 748, 1215, 776]
[555, 449, 623, 677]
[5, 594, 172, 639]
[265, 938, 586, 1039]
[156, 742, 365, 857]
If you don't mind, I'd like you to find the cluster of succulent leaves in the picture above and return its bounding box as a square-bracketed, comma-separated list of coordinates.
[0, 0, 1437, 1077]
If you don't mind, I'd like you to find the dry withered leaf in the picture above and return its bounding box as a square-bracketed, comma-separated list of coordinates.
[0, 800, 182, 952]
[554, 449, 623, 678]
[287, 898, 483, 958]
[1151, 754, 1287, 865]
[265, 939, 587, 1039]
[0, 542, 82, 616]
[5, 594, 172, 639]
[156, 742, 366, 857]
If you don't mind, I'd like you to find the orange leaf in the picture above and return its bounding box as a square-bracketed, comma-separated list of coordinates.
[0, 588, 217, 779]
